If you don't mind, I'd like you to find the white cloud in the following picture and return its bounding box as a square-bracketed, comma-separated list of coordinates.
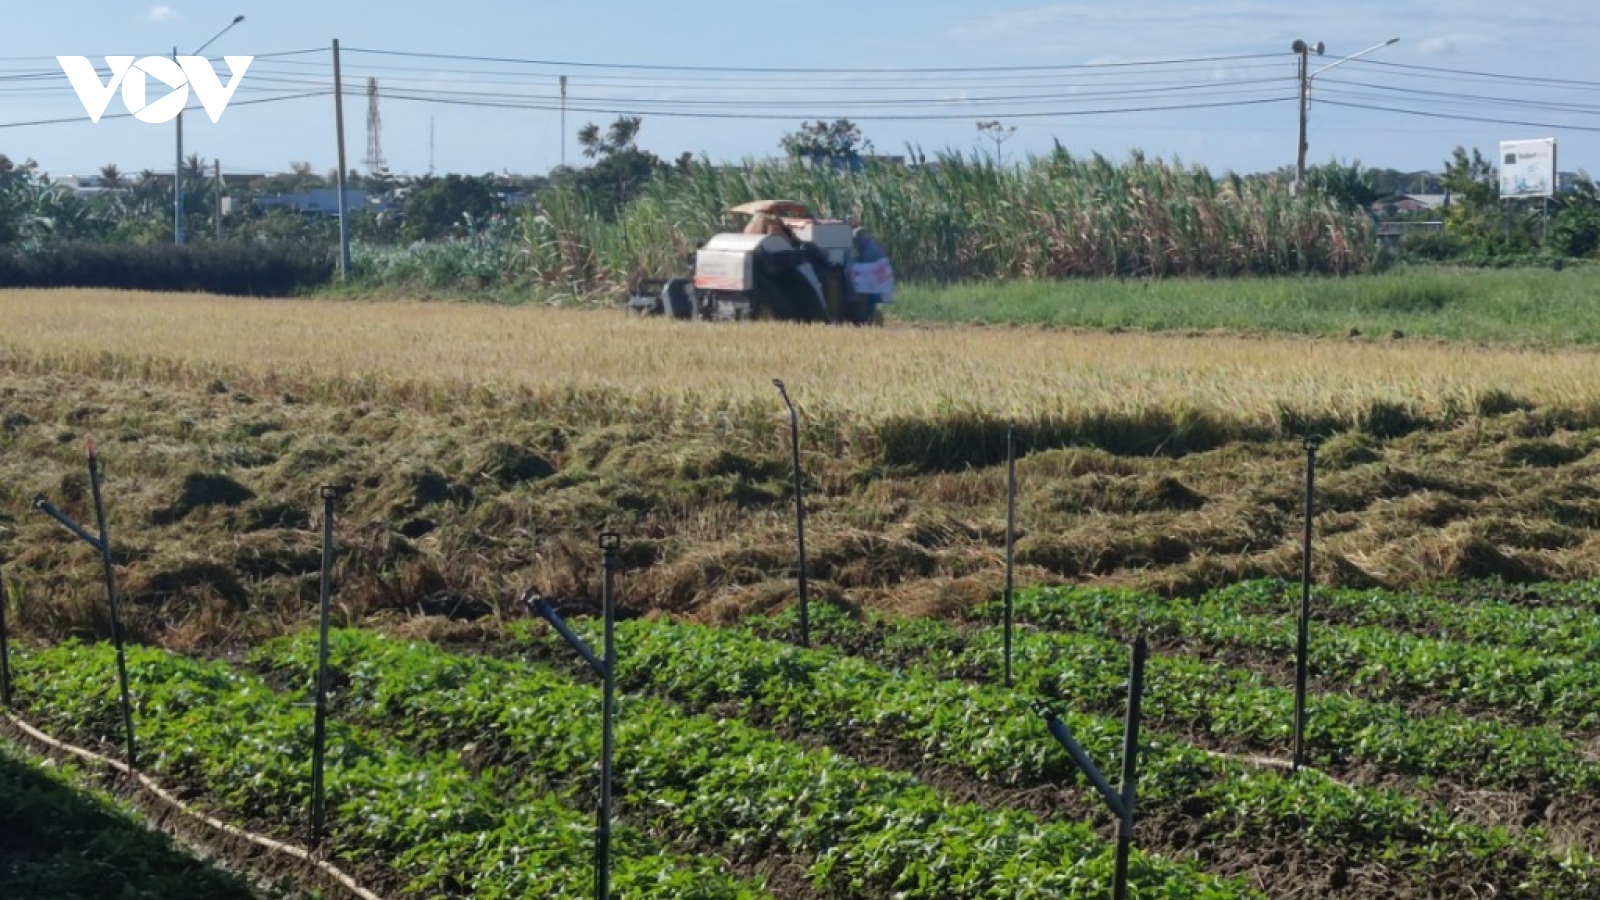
[147, 5, 181, 23]
[1417, 34, 1493, 56]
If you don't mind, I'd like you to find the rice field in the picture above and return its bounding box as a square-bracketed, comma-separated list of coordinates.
[5, 288, 1600, 429]
[7, 286, 1600, 897]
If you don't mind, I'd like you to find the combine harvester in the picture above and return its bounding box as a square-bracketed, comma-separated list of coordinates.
[627, 199, 895, 325]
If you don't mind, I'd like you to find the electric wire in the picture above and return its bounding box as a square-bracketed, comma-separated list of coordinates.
[1348, 57, 1600, 89]
[0, 90, 329, 130]
[376, 91, 1296, 121]
[342, 46, 1289, 74]
[1316, 98, 1600, 134]
[1316, 79, 1600, 116]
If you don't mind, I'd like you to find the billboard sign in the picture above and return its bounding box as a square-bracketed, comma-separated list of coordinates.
[1499, 138, 1557, 199]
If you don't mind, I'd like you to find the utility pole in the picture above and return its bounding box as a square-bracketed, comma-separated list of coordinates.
[1291, 38, 1399, 196]
[214, 159, 223, 240]
[332, 39, 351, 280]
[1292, 40, 1320, 197]
[560, 75, 568, 168]
[174, 15, 245, 244]
[174, 45, 183, 243]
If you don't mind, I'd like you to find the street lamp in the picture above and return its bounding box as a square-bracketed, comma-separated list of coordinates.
[175, 14, 245, 244]
[1292, 37, 1399, 196]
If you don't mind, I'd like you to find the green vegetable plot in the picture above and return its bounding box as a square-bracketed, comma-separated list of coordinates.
[11, 574, 1600, 898]
[513, 613, 1600, 899]
[1004, 584, 1600, 732]
[8, 641, 769, 899]
[251, 628, 1251, 900]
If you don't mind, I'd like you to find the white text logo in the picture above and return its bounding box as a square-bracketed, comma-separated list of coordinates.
[56, 55, 253, 124]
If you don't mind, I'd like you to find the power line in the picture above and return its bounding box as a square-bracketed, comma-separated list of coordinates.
[0, 90, 329, 130]
[318, 79, 1291, 111]
[378, 91, 1295, 121]
[1318, 78, 1600, 115]
[1350, 57, 1600, 89]
[0, 47, 324, 62]
[343, 46, 1288, 75]
[254, 56, 1294, 87]
[1316, 98, 1600, 134]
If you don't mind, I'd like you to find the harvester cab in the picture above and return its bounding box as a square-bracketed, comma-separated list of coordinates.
[627, 199, 893, 325]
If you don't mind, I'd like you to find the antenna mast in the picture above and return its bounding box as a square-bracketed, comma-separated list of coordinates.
[362, 76, 385, 172]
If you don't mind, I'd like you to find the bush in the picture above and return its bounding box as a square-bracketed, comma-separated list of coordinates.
[1398, 229, 1467, 262]
[0, 241, 335, 296]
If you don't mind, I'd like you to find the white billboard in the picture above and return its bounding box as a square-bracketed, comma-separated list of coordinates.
[1500, 138, 1557, 198]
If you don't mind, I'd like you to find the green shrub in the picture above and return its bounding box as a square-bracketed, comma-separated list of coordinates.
[0, 241, 335, 296]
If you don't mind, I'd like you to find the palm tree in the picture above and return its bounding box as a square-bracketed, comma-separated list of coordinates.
[99, 163, 125, 190]
[183, 154, 206, 181]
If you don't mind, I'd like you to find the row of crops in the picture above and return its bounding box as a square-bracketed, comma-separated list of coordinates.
[7, 578, 1600, 898]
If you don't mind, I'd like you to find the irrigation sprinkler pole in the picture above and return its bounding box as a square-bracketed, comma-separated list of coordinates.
[530, 531, 622, 900]
[0, 560, 11, 708]
[310, 485, 341, 850]
[773, 379, 809, 647]
[596, 533, 619, 900]
[32, 439, 139, 769]
[1113, 636, 1147, 900]
[86, 439, 137, 772]
[1003, 424, 1017, 687]
[1035, 636, 1147, 900]
[1293, 436, 1321, 772]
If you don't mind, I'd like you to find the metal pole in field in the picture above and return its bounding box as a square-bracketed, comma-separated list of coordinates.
[87, 439, 138, 772]
[1034, 636, 1146, 900]
[596, 532, 620, 900]
[773, 379, 809, 647]
[0, 561, 11, 708]
[1112, 636, 1147, 900]
[1003, 424, 1017, 687]
[311, 485, 339, 849]
[332, 39, 352, 281]
[1293, 436, 1320, 772]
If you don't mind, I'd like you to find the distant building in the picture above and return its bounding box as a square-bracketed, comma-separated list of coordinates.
[254, 188, 396, 217]
[1370, 193, 1448, 216]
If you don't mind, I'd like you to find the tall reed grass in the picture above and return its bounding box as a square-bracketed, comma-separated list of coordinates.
[354, 148, 1374, 295]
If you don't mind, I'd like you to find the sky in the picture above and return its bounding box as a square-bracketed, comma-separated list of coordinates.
[1, 0, 1597, 182]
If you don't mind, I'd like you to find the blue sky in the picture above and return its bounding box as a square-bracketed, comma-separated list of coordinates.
[2, 1, 1596, 181]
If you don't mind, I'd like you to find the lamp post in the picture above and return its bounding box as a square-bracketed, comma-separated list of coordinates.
[175, 14, 244, 244]
[1292, 37, 1398, 196]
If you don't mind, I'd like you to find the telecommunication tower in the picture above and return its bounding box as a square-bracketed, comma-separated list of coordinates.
[362, 76, 386, 172]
